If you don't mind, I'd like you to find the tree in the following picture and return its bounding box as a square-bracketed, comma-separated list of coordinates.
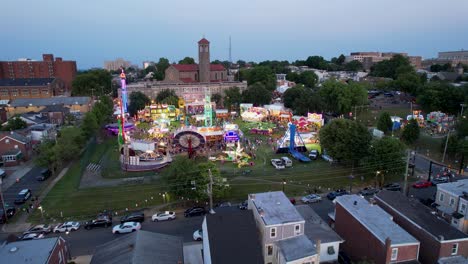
[365, 137, 406, 185]
[223, 87, 242, 111]
[305, 56, 328, 69]
[35, 140, 60, 175]
[298, 71, 318, 88]
[245, 66, 276, 91]
[393, 72, 422, 94]
[283, 85, 306, 109]
[370, 55, 413, 79]
[93, 96, 114, 125]
[3, 117, 27, 131]
[319, 80, 368, 115]
[156, 89, 178, 103]
[286, 72, 300, 83]
[128, 91, 151, 117]
[331, 54, 346, 65]
[344, 60, 363, 72]
[72, 69, 112, 96]
[211, 93, 222, 108]
[55, 127, 85, 161]
[417, 82, 467, 115]
[155, 58, 170, 81]
[401, 119, 420, 144]
[242, 83, 272, 106]
[377, 112, 393, 134]
[81, 111, 99, 138]
[178, 57, 195, 64]
[293, 90, 323, 115]
[319, 119, 372, 165]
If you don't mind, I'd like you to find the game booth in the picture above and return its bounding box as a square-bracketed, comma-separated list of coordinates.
[138, 104, 178, 122]
[241, 107, 269, 122]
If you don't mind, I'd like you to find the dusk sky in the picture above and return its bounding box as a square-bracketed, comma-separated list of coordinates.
[2, 0, 468, 69]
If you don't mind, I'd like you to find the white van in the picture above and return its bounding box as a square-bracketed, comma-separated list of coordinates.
[281, 157, 293, 167]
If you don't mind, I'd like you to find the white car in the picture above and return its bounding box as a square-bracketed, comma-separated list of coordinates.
[152, 211, 176, 222]
[193, 229, 203, 241]
[271, 159, 285, 169]
[53, 222, 80, 233]
[301, 194, 322, 203]
[21, 233, 44, 240]
[112, 222, 141, 234]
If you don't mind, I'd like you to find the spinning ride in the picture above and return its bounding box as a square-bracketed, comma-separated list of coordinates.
[173, 129, 206, 158]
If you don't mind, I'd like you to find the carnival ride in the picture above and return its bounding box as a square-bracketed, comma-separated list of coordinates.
[120, 68, 128, 113]
[173, 127, 206, 159]
[277, 123, 311, 162]
[105, 123, 135, 135]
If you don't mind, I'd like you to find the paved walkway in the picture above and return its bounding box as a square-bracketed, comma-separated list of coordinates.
[1, 160, 35, 190]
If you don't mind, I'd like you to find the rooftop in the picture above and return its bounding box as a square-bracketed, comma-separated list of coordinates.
[295, 205, 343, 244]
[0, 78, 55, 87]
[0, 131, 29, 144]
[277, 235, 317, 262]
[171, 64, 225, 72]
[206, 209, 263, 264]
[335, 195, 419, 246]
[437, 179, 468, 197]
[90, 230, 184, 264]
[375, 190, 468, 241]
[250, 191, 304, 226]
[0, 237, 60, 264]
[9, 97, 91, 107]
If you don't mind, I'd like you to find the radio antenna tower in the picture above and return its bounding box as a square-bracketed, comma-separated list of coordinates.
[229, 36, 232, 64]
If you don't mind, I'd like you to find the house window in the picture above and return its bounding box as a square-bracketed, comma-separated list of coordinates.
[21, 89, 30, 95]
[450, 198, 455, 207]
[461, 204, 466, 213]
[31, 89, 39, 96]
[295, 224, 301, 235]
[440, 193, 444, 202]
[11, 89, 18, 97]
[391, 248, 398, 261]
[5, 139, 9, 144]
[0, 89, 8, 96]
[270, 227, 276, 238]
[453, 219, 459, 225]
[267, 245, 273, 256]
[452, 243, 458, 255]
[327, 246, 335, 255]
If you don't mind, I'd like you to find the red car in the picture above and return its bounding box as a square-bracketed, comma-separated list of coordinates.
[412, 180, 432, 188]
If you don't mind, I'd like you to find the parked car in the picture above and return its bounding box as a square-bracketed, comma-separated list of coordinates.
[327, 189, 349, 200]
[321, 154, 335, 163]
[36, 169, 52, 181]
[23, 224, 52, 235]
[431, 177, 449, 186]
[193, 229, 203, 241]
[14, 189, 32, 204]
[84, 217, 112, 230]
[53, 222, 80, 233]
[280, 157, 293, 167]
[152, 211, 176, 222]
[359, 187, 379, 196]
[0, 169, 6, 179]
[271, 159, 285, 169]
[112, 222, 141, 234]
[384, 92, 394, 97]
[216, 202, 232, 208]
[21, 233, 44, 240]
[301, 194, 322, 203]
[308, 150, 319, 160]
[238, 201, 248, 210]
[382, 183, 401, 191]
[184, 207, 206, 217]
[120, 212, 145, 223]
[412, 180, 432, 189]
[0, 206, 16, 224]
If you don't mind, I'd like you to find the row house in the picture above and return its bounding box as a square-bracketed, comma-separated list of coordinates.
[435, 179, 468, 233]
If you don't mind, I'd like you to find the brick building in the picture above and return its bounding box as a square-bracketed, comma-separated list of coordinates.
[0, 54, 77, 93]
[0, 131, 31, 166]
[345, 52, 422, 70]
[6, 96, 92, 118]
[331, 195, 420, 264]
[0, 78, 66, 101]
[164, 38, 228, 83]
[375, 190, 468, 264]
[0, 237, 69, 264]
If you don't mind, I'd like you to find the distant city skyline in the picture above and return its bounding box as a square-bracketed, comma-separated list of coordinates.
[2, 0, 468, 69]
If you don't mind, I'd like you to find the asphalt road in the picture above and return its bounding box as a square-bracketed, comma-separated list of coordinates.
[1, 166, 48, 208]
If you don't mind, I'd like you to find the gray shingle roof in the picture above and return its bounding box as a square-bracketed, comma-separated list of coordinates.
[250, 191, 304, 226]
[9, 97, 91, 107]
[277, 235, 317, 262]
[295, 205, 343, 244]
[1, 131, 28, 144]
[437, 179, 468, 197]
[336, 195, 419, 246]
[0, 78, 55, 87]
[90, 230, 184, 264]
[0, 237, 60, 264]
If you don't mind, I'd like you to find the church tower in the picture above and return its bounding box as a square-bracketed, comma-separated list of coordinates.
[198, 38, 210, 83]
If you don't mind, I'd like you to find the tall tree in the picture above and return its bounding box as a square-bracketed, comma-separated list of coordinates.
[242, 83, 272, 106]
[417, 82, 467, 115]
[319, 119, 372, 165]
[364, 137, 406, 185]
[72, 69, 112, 96]
[305, 56, 328, 69]
[128, 91, 151, 117]
[245, 66, 276, 91]
[211, 93, 222, 108]
[155, 58, 170, 81]
[178, 57, 195, 64]
[156, 89, 179, 104]
[377, 112, 393, 134]
[344, 60, 363, 72]
[370, 55, 413, 79]
[401, 119, 420, 145]
[319, 80, 368, 115]
[298, 71, 318, 88]
[81, 111, 99, 138]
[283, 85, 306, 109]
[223, 87, 243, 111]
[2, 117, 27, 131]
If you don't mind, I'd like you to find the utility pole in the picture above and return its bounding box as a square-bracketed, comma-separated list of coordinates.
[207, 169, 215, 214]
[403, 150, 411, 196]
[0, 178, 8, 223]
[442, 130, 451, 163]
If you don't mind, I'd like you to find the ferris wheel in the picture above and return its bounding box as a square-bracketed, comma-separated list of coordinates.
[173, 130, 206, 158]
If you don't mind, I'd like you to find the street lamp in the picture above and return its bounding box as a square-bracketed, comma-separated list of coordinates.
[375, 171, 381, 188]
[162, 193, 166, 204]
[282, 179, 287, 193]
[38, 206, 44, 220]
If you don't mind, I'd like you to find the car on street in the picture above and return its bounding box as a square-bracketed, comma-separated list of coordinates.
[23, 224, 52, 235]
[359, 187, 379, 196]
[271, 159, 285, 169]
[184, 206, 206, 217]
[216, 202, 232, 207]
[382, 183, 401, 191]
[308, 150, 319, 160]
[193, 229, 203, 241]
[413, 180, 432, 189]
[431, 177, 449, 186]
[0, 206, 16, 224]
[120, 212, 145, 223]
[14, 189, 32, 204]
[36, 169, 52, 181]
[301, 194, 322, 203]
[152, 211, 176, 222]
[112, 222, 141, 234]
[21, 233, 45, 240]
[327, 189, 349, 200]
[84, 217, 112, 230]
[53, 222, 80, 233]
[238, 201, 248, 210]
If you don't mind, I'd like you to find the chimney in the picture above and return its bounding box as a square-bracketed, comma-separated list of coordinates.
[315, 239, 321, 262]
[353, 201, 358, 206]
[55, 57, 62, 62]
[385, 237, 392, 260]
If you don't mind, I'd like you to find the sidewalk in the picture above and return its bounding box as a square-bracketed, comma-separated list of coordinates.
[1, 160, 35, 190]
[1, 162, 72, 233]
